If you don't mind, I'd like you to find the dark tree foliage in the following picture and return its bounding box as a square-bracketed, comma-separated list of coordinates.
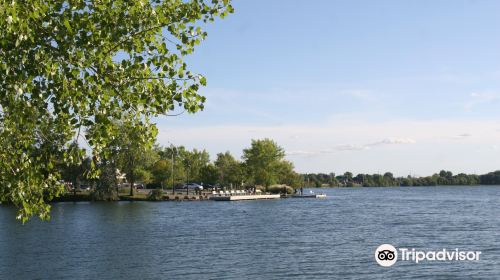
[303, 170, 495, 187]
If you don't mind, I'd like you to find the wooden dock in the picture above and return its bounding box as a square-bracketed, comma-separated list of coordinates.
[210, 194, 281, 201]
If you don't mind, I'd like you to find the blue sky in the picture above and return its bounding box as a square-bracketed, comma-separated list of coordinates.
[156, 0, 500, 176]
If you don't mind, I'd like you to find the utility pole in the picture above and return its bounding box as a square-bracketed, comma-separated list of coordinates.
[169, 143, 176, 195]
[186, 164, 190, 195]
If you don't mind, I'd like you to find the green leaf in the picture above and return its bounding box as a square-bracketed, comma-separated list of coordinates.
[63, 18, 72, 33]
[199, 75, 207, 86]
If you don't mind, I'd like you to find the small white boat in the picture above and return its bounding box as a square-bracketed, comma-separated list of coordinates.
[292, 191, 327, 198]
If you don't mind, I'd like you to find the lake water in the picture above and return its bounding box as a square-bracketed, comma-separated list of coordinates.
[1, 186, 499, 279]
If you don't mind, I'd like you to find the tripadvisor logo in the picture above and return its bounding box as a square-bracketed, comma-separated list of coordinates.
[375, 244, 482, 267]
[375, 244, 397, 267]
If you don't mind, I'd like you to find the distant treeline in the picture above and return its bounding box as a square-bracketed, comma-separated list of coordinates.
[303, 170, 500, 187]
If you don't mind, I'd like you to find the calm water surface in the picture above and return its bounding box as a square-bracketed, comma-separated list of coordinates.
[1, 186, 499, 279]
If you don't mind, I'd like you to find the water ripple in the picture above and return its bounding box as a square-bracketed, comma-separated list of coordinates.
[0, 186, 499, 279]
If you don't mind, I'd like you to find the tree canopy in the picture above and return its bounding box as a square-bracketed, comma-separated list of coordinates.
[0, 0, 233, 221]
[214, 151, 243, 187]
[242, 139, 301, 187]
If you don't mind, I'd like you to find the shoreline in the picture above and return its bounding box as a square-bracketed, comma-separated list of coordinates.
[51, 191, 213, 202]
[1, 185, 495, 206]
[49, 184, 500, 203]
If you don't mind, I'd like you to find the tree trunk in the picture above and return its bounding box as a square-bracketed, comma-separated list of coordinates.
[113, 162, 119, 194]
[129, 167, 135, 197]
[129, 157, 135, 197]
[73, 178, 78, 197]
[129, 176, 134, 196]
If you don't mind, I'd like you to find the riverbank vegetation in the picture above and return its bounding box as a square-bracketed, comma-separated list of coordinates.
[303, 170, 500, 187]
[60, 138, 303, 195]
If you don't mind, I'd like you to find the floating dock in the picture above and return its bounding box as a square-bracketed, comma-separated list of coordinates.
[291, 194, 327, 198]
[210, 194, 281, 201]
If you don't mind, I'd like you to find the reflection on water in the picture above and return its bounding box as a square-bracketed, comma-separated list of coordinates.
[1, 186, 499, 279]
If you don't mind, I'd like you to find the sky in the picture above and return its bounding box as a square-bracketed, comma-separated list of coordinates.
[155, 0, 500, 176]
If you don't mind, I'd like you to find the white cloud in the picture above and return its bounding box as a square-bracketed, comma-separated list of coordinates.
[465, 91, 500, 112]
[367, 138, 417, 146]
[286, 150, 324, 156]
[334, 144, 368, 151]
[286, 138, 416, 156]
[452, 133, 472, 140]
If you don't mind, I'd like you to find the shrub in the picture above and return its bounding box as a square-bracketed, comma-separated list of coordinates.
[90, 189, 119, 201]
[91, 164, 119, 201]
[267, 184, 294, 194]
[148, 189, 164, 201]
